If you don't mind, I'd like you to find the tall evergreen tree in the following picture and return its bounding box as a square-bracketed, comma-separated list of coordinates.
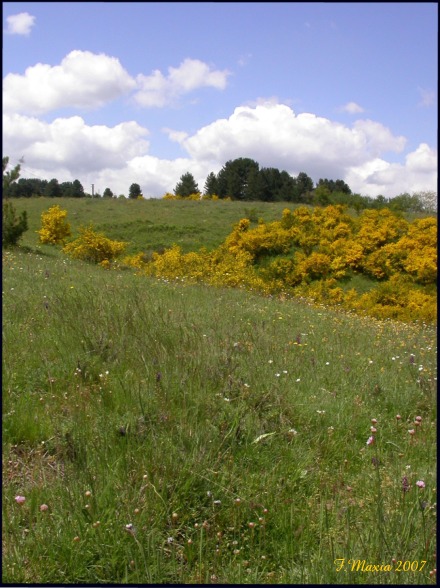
[203, 172, 218, 196]
[174, 172, 199, 197]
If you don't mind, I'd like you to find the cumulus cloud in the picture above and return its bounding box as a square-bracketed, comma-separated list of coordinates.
[338, 101, 365, 114]
[345, 143, 437, 197]
[2, 97, 436, 199]
[3, 113, 149, 175]
[173, 102, 406, 179]
[3, 50, 136, 114]
[5, 12, 35, 35]
[134, 58, 230, 107]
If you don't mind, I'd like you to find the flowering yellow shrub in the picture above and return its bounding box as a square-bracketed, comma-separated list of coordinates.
[121, 204, 436, 324]
[354, 209, 408, 253]
[37, 205, 71, 245]
[63, 225, 127, 264]
[121, 252, 150, 269]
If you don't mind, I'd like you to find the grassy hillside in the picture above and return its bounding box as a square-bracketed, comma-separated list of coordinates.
[2, 228, 437, 584]
[11, 197, 291, 255]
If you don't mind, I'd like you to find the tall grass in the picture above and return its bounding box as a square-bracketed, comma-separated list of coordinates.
[2, 244, 436, 584]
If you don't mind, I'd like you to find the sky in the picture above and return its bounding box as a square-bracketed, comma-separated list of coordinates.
[2, 2, 438, 199]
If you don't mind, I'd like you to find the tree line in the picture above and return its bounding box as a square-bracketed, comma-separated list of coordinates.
[2, 156, 436, 214]
[174, 157, 436, 213]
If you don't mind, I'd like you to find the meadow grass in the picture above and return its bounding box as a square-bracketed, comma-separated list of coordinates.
[10, 197, 292, 256]
[2, 242, 436, 584]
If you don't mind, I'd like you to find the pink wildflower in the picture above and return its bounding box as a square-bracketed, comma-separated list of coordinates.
[366, 436, 375, 446]
[416, 480, 425, 489]
[15, 495, 26, 505]
[39, 504, 49, 512]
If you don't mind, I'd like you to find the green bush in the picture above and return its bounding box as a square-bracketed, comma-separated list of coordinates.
[2, 201, 28, 248]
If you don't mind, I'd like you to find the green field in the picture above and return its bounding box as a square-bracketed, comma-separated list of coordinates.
[10, 197, 292, 256]
[2, 198, 437, 584]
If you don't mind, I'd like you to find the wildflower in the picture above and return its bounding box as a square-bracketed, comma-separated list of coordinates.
[370, 427, 377, 433]
[234, 498, 241, 505]
[402, 476, 410, 492]
[408, 429, 415, 436]
[396, 414, 402, 420]
[248, 522, 256, 528]
[288, 428, 298, 436]
[125, 523, 136, 535]
[366, 436, 374, 446]
[73, 536, 80, 542]
[167, 537, 174, 544]
[134, 508, 140, 515]
[371, 418, 378, 424]
[15, 495, 26, 505]
[85, 490, 92, 497]
[416, 480, 426, 489]
[39, 504, 49, 512]
[415, 415, 422, 422]
[92, 521, 100, 528]
[172, 512, 178, 520]
[213, 500, 221, 505]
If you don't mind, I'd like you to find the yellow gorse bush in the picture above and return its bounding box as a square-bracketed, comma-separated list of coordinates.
[63, 225, 127, 264]
[121, 204, 436, 323]
[37, 205, 71, 245]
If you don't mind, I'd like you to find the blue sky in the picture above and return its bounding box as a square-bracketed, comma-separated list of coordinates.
[3, 2, 437, 198]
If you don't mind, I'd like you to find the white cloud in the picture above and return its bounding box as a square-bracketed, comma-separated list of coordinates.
[175, 102, 406, 179]
[345, 143, 437, 197]
[2, 99, 436, 199]
[338, 101, 365, 114]
[134, 58, 230, 107]
[3, 50, 136, 114]
[3, 113, 149, 176]
[5, 12, 36, 35]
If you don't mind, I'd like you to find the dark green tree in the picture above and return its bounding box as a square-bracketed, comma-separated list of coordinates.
[129, 183, 142, 199]
[216, 158, 259, 200]
[292, 172, 314, 202]
[203, 172, 218, 196]
[2, 201, 28, 247]
[174, 172, 199, 197]
[244, 167, 265, 201]
[278, 170, 296, 201]
[103, 187, 114, 198]
[316, 178, 351, 195]
[45, 178, 62, 198]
